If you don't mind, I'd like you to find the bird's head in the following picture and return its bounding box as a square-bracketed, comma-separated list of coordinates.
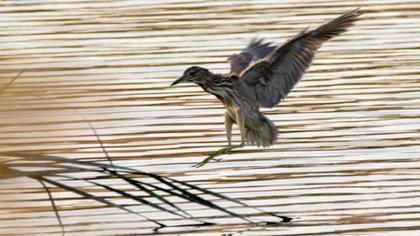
[171, 66, 210, 87]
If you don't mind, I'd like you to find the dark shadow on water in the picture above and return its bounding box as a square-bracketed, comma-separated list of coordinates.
[0, 153, 291, 234]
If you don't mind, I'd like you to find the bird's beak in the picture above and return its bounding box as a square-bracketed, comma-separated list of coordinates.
[170, 75, 188, 87]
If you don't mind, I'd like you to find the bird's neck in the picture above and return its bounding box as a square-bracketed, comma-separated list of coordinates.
[198, 74, 236, 106]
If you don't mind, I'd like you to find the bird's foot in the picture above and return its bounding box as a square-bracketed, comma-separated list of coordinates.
[193, 144, 244, 168]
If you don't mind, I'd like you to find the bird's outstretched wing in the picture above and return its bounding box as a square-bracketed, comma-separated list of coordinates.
[240, 8, 361, 108]
[228, 38, 276, 75]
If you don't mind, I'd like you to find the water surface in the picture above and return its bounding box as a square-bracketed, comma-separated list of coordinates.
[1, 0, 420, 235]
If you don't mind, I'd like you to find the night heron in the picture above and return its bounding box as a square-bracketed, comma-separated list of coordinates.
[171, 9, 361, 166]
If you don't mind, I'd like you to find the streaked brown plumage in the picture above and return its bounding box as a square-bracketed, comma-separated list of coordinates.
[171, 9, 361, 151]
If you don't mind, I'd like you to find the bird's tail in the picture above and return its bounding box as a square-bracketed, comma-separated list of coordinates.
[245, 115, 278, 147]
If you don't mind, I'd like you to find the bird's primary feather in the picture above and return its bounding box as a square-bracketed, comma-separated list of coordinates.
[229, 38, 276, 75]
[240, 8, 361, 108]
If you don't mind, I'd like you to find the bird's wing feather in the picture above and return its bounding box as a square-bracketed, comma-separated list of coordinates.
[229, 38, 276, 75]
[240, 8, 361, 108]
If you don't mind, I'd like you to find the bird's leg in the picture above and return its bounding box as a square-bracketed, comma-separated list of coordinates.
[236, 108, 246, 146]
[192, 110, 245, 168]
[225, 112, 233, 146]
[193, 112, 241, 168]
[193, 144, 244, 168]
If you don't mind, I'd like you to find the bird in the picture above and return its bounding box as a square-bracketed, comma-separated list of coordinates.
[171, 9, 361, 166]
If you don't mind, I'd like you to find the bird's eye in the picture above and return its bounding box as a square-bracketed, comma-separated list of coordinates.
[188, 71, 195, 76]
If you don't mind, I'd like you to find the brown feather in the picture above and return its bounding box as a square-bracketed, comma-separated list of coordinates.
[241, 8, 361, 108]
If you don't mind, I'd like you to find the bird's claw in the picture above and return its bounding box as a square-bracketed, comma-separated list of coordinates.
[193, 145, 244, 168]
[192, 149, 225, 168]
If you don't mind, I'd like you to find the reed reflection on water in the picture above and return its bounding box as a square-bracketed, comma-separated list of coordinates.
[1, 0, 420, 235]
